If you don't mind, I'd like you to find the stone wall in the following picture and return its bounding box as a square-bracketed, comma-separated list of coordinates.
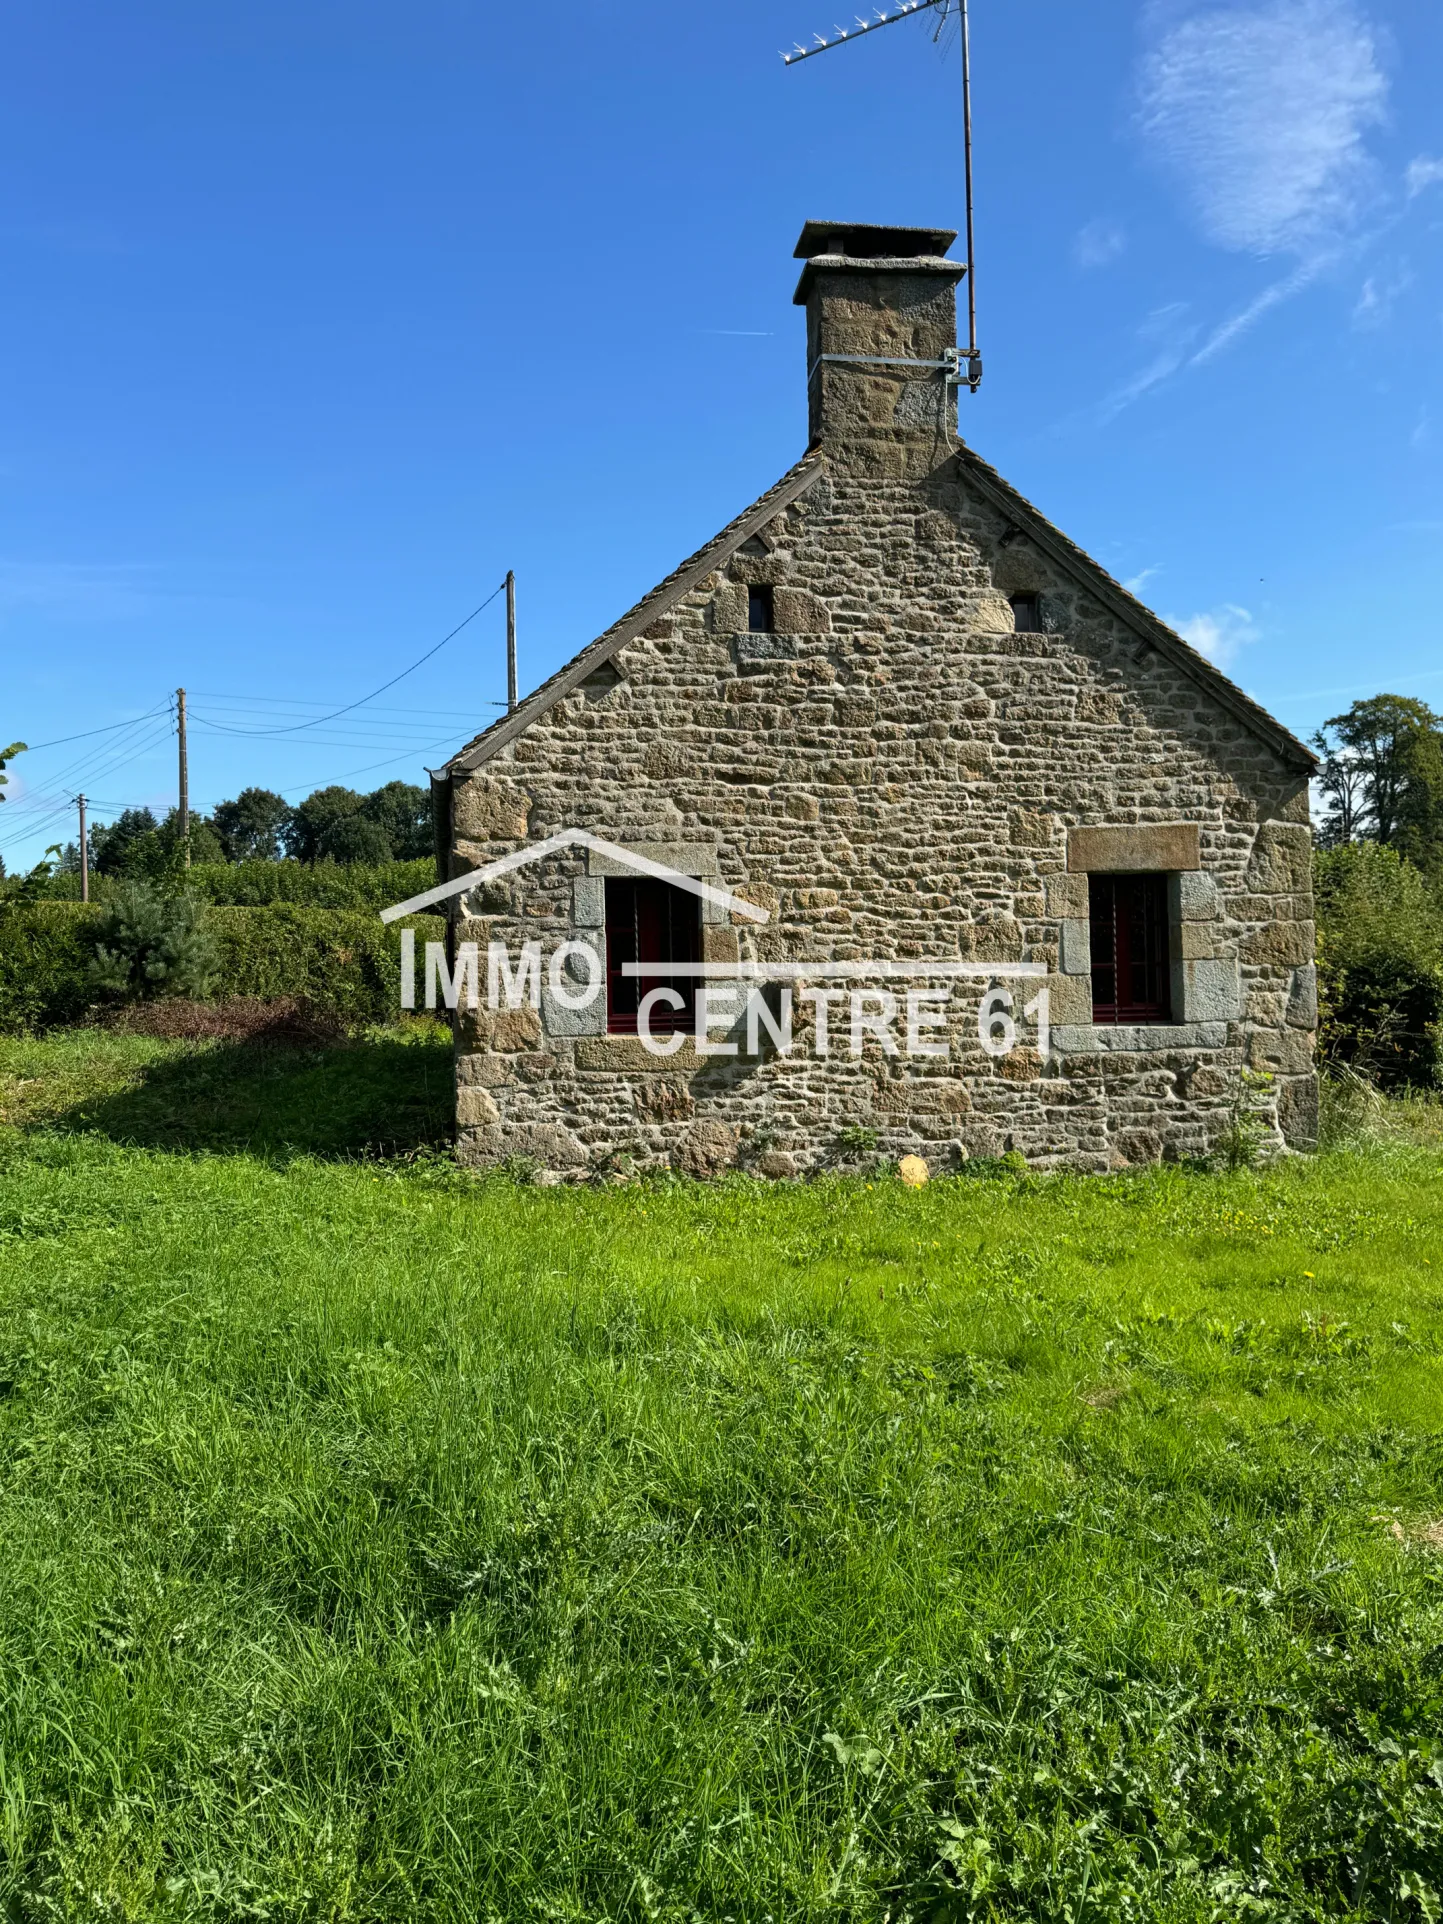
[436, 224, 1314, 1180]
[439, 456, 1315, 1178]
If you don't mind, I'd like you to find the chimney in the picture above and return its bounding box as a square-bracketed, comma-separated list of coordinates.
[793, 220, 965, 475]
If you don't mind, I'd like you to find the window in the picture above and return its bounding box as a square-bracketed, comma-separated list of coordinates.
[605, 877, 701, 1034]
[1009, 592, 1041, 633]
[1089, 873, 1172, 1023]
[748, 585, 774, 633]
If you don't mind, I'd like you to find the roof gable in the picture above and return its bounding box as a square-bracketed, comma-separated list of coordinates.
[954, 443, 1315, 771]
[440, 455, 823, 777]
[436, 442, 1314, 782]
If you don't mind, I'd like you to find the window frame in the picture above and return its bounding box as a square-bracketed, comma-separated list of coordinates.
[1087, 872, 1174, 1024]
[604, 876, 701, 1035]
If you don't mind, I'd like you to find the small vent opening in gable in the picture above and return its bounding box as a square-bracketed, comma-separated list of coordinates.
[748, 585, 775, 633]
[581, 660, 624, 700]
[1009, 593, 1041, 634]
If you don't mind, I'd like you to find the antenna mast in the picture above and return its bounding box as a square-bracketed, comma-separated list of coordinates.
[783, 0, 982, 391]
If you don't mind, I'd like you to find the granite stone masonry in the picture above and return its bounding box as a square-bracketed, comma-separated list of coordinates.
[427, 221, 1318, 1180]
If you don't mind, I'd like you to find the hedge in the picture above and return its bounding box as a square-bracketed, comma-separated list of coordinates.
[0, 901, 443, 1033]
[6, 859, 437, 912]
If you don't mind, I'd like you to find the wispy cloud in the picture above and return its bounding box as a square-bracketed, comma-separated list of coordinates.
[1191, 255, 1330, 362]
[1091, 303, 1202, 422]
[1352, 261, 1414, 328]
[1074, 219, 1126, 269]
[1168, 603, 1261, 670]
[1405, 155, 1443, 197]
[1084, 1, 1394, 408]
[1138, 0, 1386, 257]
[1123, 565, 1163, 596]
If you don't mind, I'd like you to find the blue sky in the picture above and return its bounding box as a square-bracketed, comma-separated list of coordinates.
[3, 0, 1440, 868]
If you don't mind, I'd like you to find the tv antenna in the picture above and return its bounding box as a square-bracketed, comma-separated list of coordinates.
[783, 0, 982, 392]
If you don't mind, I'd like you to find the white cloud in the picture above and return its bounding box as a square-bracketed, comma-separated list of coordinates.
[1074, 218, 1126, 268]
[1352, 261, 1413, 328]
[1123, 566, 1162, 596]
[1405, 155, 1443, 197]
[1168, 603, 1261, 669]
[1138, 0, 1386, 257]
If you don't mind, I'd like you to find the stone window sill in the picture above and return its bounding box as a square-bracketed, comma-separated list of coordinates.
[1052, 1021, 1229, 1053]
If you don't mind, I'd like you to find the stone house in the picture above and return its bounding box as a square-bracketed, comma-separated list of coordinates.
[423, 220, 1317, 1178]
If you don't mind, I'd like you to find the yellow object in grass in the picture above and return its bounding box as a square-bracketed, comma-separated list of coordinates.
[898, 1155, 929, 1188]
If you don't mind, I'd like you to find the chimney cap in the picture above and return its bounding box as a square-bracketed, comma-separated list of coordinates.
[793, 219, 957, 261]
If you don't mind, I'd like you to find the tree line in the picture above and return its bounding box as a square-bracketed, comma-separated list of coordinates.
[45, 781, 434, 880]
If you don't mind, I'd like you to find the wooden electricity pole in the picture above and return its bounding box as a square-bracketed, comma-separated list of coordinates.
[77, 794, 89, 902]
[506, 571, 517, 713]
[176, 687, 190, 866]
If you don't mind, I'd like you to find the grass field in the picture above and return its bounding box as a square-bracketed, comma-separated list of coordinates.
[1, 1030, 1442, 1921]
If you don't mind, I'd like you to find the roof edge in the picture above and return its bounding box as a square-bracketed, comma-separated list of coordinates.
[439, 454, 825, 778]
[953, 443, 1318, 773]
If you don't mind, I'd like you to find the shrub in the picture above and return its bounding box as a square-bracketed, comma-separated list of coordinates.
[90, 886, 218, 1002]
[203, 904, 438, 1023]
[0, 902, 441, 1032]
[187, 859, 436, 910]
[1315, 843, 1443, 1091]
[0, 902, 98, 1031]
[3, 858, 437, 911]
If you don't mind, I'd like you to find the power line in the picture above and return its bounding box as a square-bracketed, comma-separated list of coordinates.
[19, 703, 173, 753]
[274, 732, 467, 799]
[248, 582, 509, 737]
[192, 692, 490, 717]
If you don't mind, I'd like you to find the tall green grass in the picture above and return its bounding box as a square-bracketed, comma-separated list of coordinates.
[0, 1035, 1441, 1918]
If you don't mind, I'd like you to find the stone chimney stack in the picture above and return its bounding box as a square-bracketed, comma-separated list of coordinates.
[793, 220, 965, 476]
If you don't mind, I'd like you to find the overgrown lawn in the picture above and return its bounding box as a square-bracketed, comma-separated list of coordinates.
[0, 1033, 1441, 1919]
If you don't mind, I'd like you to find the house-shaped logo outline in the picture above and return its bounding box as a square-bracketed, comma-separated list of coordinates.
[379, 827, 772, 926]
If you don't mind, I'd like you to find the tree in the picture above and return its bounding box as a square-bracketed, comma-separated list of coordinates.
[158, 808, 225, 867]
[1315, 841, 1443, 1089]
[1310, 730, 1368, 849]
[91, 806, 224, 880]
[0, 741, 25, 807]
[322, 814, 394, 865]
[90, 807, 160, 876]
[213, 787, 294, 863]
[1315, 696, 1443, 865]
[89, 883, 217, 1002]
[359, 781, 432, 860]
[283, 786, 364, 864]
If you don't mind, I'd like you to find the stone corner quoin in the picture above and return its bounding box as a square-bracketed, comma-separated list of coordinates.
[425, 220, 1317, 1181]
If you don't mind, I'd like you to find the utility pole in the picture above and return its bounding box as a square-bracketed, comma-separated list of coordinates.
[176, 687, 190, 867]
[77, 794, 89, 903]
[506, 571, 517, 713]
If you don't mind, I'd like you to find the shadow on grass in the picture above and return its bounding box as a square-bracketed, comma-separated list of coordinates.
[57, 1034, 455, 1160]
